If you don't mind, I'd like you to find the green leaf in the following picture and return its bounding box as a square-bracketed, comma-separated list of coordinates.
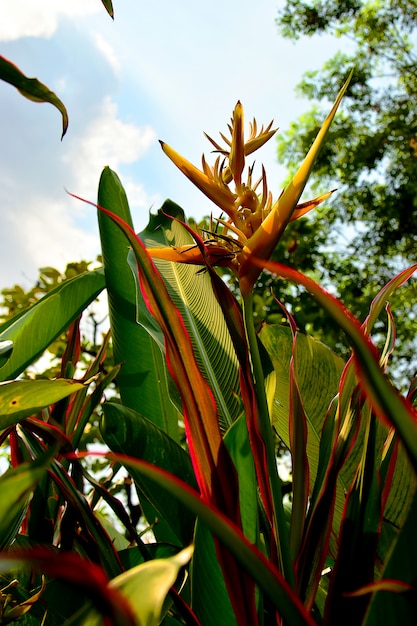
[0, 269, 105, 382]
[137, 202, 242, 431]
[0, 379, 84, 427]
[225, 415, 258, 543]
[94, 192, 257, 621]
[0, 55, 68, 138]
[260, 324, 344, 520]
[97, 168, 179, 441]
[0, 455, 52, 549]
[0, 340, 13, 367]
[93, 194, 240, 517]
[101, 0, 114, 18]
[363, 490, 417, 625]
[191, 415, 258, 626]
[261, 323, 415, 557]
[192, 522, 237, 626]
[100, 402, 197, 546]
[111, 546, 193, 626]
[258, 260, 417, 470]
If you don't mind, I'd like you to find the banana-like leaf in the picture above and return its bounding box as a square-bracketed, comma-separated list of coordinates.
[260, 325, 346, 531]
[0, 269, 105, 382]
[0, 379, 84, 428]
[89, 193, 236, 505]
[0, 55, 68, 138]
[261, 283, 416, 532]
[137, 202, 242, 431]
[97, 168, 180, 441]
[100, 401, 197, 546]
[257, 260, 417, 471]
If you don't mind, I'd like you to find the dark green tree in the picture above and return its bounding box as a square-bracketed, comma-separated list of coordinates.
[264, 0, 417, 383]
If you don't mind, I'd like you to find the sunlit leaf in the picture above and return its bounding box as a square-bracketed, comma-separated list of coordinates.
[0, 379, 84, 428]
[71, 546, 193, 626]
[111, 545, 193, 626]
[0, 269, 105, 382]
[259, 324, 344, 522]
[97, 167, 180, 441]
[257, 259, 417, 471]
[137, 202, 242, 431]
[75, 191, 237, 512]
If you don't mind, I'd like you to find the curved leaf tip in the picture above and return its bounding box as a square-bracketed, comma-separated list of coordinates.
[0, 55, 69, 138]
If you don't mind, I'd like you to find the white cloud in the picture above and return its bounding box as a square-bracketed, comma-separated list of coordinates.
[94, 33, 120, 75]
[0, 0, 101, 42]
[63, 96, 156, 202]
[1, 197, 100, 290]
[123, 180, 159, 211]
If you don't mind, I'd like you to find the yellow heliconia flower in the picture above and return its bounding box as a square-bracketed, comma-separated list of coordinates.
[151, 72, 352, 296]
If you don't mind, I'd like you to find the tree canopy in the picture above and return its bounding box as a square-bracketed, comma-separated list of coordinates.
[268, 0, 417, 383]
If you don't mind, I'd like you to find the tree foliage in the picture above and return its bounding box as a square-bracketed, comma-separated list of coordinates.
[270, 0, 417, 381]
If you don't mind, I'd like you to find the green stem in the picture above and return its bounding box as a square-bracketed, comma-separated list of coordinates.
[242, 292, 295, 590]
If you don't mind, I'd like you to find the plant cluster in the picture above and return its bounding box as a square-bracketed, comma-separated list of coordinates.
[1, 3, 417, 625]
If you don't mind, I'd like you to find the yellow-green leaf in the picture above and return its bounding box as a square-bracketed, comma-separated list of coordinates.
[0, 379, 84, 428]
[81, 546, 194, 626]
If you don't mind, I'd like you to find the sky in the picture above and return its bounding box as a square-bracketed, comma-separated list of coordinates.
[0, 0, 348, 291]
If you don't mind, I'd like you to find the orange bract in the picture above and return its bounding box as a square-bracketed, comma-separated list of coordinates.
[157, 73, 352, 296]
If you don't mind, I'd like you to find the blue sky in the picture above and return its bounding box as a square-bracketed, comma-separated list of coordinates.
[0, 0, 348, 290]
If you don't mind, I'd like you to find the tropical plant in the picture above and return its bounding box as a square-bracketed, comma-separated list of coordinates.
[1, 68, 417, 626]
